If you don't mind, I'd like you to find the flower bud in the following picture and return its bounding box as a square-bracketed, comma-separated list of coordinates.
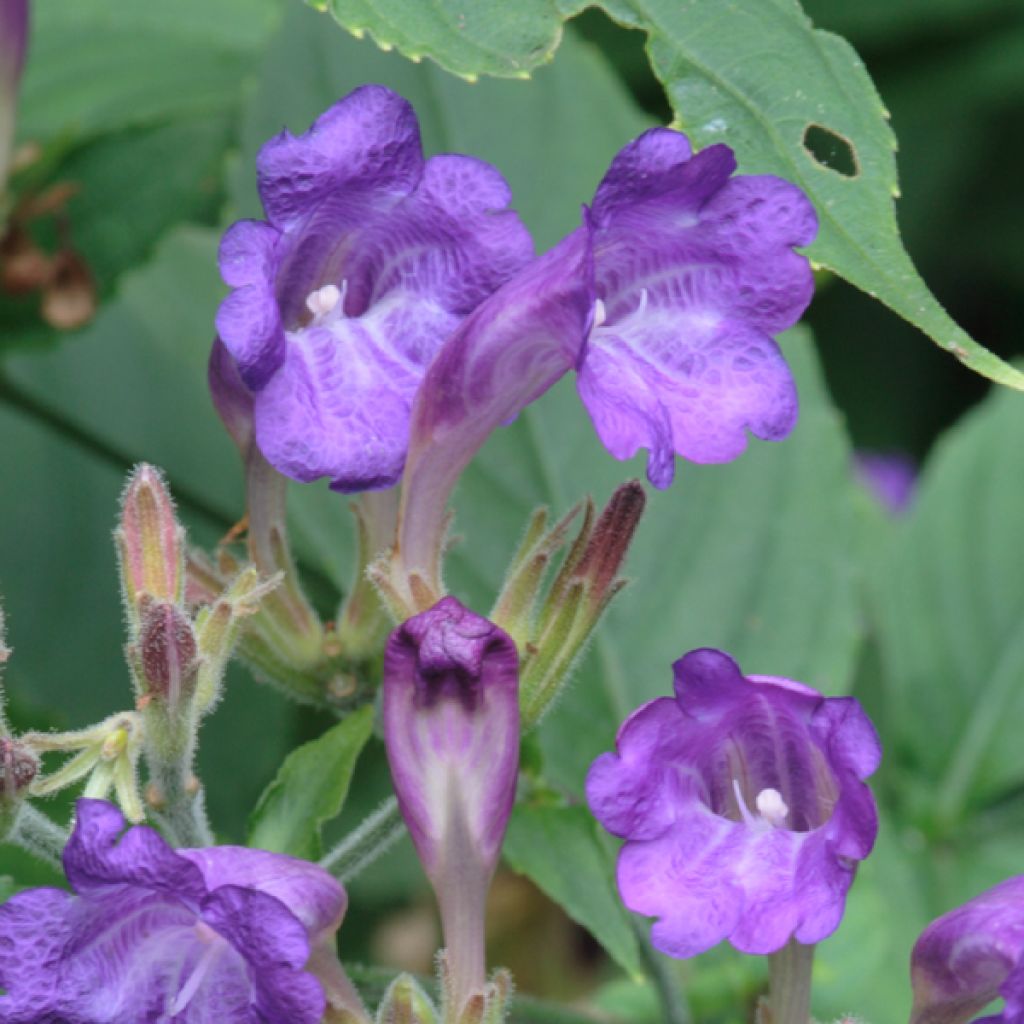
[518, 481, 646, 727]
[383, 597, 519, 1016]
[116, 464, 185, 622]
[133, 600, 199, 709]
[376, 974, 438, 1024]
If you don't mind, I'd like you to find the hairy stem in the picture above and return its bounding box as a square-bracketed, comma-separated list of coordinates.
[319, 797, 405, 882]
[8, 803, 69, 867]
[766, 940, 814, 1024]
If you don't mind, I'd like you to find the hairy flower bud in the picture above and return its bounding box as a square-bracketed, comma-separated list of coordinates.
[383, 597, 519, 1016]
[134, 600, 199, 709]
[116, 464, 185, 621]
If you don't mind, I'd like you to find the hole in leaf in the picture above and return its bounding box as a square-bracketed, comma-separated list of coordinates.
[802, 124, 859, 178]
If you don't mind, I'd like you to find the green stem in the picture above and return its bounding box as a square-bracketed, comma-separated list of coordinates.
[8, 803, 69, 867]
[635, 920, 691, 1024]
[319, 797, 405, 882]
[766, 940, 814, 1024]
[143, 708, 212, 847]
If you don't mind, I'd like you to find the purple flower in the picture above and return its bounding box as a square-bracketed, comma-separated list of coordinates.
[579, 130, 816, 488]
[910, 877, 1024, 1024]
[0, 799, 347, 1023]
[214, 84, 533, 493]
[586, 648, 880, 958]
[382, 597, 519, 1011]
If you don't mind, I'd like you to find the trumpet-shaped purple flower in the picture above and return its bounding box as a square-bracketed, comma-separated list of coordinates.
[579, 130, 816, 488]
[910, 877, 1024, 1024]
[215, 84, 532, 493]
[0, 799, 347, 1023]
[586, 648, 880, 958]
[382, 597, 519, 1011]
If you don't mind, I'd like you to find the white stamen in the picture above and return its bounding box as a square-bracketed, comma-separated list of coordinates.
[168, 923, 224, 1015]
[636, 287, 649, 317]
[593, 298, 607, 329]
[731, 778, 758, 827]
[305, 282, 343, 320]
[755, 787, 789, 828]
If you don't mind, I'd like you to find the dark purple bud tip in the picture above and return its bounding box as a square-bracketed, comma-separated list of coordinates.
[573, 480, 646, 599]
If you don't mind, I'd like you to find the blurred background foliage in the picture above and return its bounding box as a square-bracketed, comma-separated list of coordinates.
[1, 0, 1023, 1021]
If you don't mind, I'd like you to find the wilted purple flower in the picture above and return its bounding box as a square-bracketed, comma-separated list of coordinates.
[910, 876, 1024, 1024]
[586, 648, 880, 958]
[382, 597, 519, 1011]
[214, 84, 532, 493]
[0, 799, 348, 1023]
[855, 450, 917, 515]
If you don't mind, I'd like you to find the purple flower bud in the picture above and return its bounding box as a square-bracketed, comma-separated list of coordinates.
[382, 597, 519, 1012]
[0, 799, 350, 1023]
[214, 84, 533, 493]
[910, 877, 1024, 1024]
[587, 648, 880, 958]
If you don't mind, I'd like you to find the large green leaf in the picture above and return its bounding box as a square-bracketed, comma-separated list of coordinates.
[17, 0, 280, 142]
[504, 803, 642, 979]
[308, 0, 1024, 389]
[313, 0, 566, 80]
[449, 330, 862, 795]
[870, 383, 1024, 827]
[249, 704, 374, 858]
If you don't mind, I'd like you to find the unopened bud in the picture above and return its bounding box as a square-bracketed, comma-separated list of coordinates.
[570, 480, 645, 610]
[0, 737, 37, 798]
[519, 482, 645, 728]
[136, 600, 198, 708]
[377, 974, 438, 1024]
[117, 465, 185, 618]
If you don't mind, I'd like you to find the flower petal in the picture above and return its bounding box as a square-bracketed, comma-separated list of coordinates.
[63, 798, 206, 903]
[0, 887, 72, 1022]
[256, 84, 424, 233]
[180, 845, 346, 940]
[252, 300, 460, 491]
[203, 885, 325, 1024]
[580, 312, 798, 488]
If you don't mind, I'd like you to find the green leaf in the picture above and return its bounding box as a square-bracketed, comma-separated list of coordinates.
[309, 0, 1024, 388]
[450, 330, 862, 795]
[870, 382, 1024, 826]
[587, 0, 1024, 389]
[315, 0, 565, 80]
[504, 803, 642, 978]
[18, 0, 280, 142]
[249, 704, 374, 858]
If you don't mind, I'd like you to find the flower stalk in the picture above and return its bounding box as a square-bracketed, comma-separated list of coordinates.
[765, 940, 814, 1024]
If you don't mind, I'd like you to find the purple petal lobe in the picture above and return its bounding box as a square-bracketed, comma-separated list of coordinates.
[587, 650, 880, 958]
[579, 128, 817, 487]
[180, 845, 346, 939]
[257, 84, 423, 232]
[63, 798, 206, 902]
